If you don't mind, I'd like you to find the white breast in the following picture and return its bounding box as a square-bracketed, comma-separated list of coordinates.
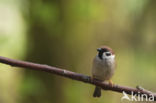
[92, 55, 115, 81]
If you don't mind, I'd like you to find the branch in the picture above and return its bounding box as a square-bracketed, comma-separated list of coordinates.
[0, 56, 155, 100]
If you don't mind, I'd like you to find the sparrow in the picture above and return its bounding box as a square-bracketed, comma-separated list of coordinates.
[92, 46, 116, 97]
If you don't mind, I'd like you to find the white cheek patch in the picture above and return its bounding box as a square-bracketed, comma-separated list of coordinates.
[102, 53, 115, 60]
[111, 55, 115, 59]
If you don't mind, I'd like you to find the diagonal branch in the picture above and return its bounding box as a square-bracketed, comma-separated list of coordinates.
[0, 56, 155, 100]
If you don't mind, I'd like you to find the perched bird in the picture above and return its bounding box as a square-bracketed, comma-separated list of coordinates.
[92, 46, 116, 97]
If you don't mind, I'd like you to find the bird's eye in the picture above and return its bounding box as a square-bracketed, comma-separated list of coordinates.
[105, 52, 111, 56]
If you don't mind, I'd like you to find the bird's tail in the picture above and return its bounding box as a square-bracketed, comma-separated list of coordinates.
[93, 86, 101, 97]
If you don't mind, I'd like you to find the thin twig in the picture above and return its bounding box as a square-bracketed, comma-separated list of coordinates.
[0, 56, 155, 100]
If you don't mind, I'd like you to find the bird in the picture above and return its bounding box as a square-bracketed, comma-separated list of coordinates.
[92, 46, 116, 97]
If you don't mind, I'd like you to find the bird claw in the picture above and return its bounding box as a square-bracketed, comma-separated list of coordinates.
[108, 80, 113, 87]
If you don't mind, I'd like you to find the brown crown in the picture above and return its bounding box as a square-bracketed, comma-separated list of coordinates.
[100, 45, 114, 55]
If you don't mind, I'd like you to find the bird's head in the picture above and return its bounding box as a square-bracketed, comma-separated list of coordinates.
[97, 46, 115, 60]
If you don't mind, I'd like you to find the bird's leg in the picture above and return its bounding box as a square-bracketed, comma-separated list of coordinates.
[108, 80, 113, 87]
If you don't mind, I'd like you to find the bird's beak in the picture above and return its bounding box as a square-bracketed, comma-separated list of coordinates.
[97, 48, 101, 52]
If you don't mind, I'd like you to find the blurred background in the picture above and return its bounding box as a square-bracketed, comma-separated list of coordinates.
[0, 0, 156, 103]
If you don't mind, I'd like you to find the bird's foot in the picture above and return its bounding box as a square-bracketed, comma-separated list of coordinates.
[108, 80, 113, 87]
